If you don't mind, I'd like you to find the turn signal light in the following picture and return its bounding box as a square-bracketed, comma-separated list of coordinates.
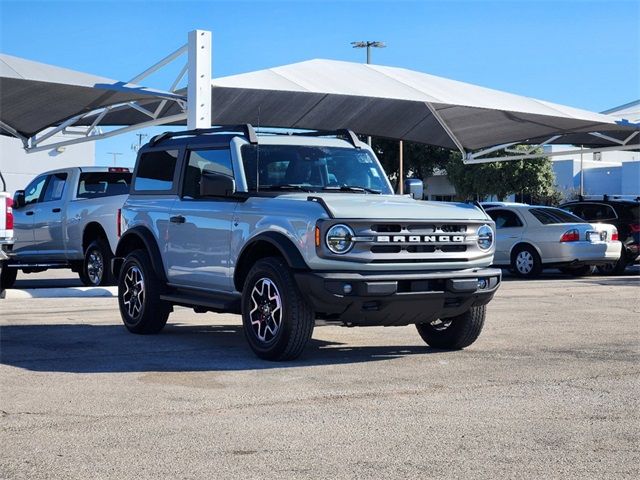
[611, 229, 619, 241]
[560, 229, 580, 242]
[117, 208, 122, 237]
[315, 226, 321, 247]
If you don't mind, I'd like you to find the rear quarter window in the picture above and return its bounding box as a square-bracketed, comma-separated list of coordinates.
[133, 150, 179, 192]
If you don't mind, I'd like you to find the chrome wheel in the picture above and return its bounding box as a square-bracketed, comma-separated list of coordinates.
[515, 250, 534, 274]
[122, 266, 145, 320]
[249, 278, 283, 343]
[86, 249, 104, 285]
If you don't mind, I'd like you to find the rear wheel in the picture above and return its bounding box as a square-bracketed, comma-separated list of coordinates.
[79, 239, 114, 286]
[117, 249, 170, 334]
[416, 305, 486, 350]
[0, 263, 17, 290]
[511, 245, 542, 278]
[241, 257, 314, 361]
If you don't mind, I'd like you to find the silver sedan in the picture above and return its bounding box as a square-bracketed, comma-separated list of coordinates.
[485, 205, 621, 278]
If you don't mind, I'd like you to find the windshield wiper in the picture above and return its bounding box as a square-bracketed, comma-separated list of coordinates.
[259, 184, 315, 192]
[322, 185, 382, 194]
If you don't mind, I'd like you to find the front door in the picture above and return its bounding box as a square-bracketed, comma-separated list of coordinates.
[167, 147, 237, 292]
[486, 209, 525, 265]
[11, 174, 48, 258]
[33, 172, 68, 260]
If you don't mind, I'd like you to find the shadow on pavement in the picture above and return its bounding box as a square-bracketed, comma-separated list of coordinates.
[0, 322, 439, 373]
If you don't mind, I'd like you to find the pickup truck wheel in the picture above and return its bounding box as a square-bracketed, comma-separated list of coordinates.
[511, 246, 542, 278]
[118, 249, 169, 334]
[79, 239, 114, 286]
[416, 305, 486, 350]
[0, 263, 17, 290]
[241, 257, 314, 361]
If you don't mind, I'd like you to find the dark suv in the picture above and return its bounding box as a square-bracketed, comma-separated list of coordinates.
[560, 196, 640, 274]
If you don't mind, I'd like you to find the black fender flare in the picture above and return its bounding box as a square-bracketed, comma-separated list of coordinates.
[234, 231, 309, 290]
[114, 226, 167, 282]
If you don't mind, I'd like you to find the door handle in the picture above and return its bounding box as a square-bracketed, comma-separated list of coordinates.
[26, 211, 34, 216]
[170, 215, 185, 224]
[52, 208, 61, 213]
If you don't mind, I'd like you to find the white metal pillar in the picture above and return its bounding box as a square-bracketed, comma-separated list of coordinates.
[187, 29, 212, 129]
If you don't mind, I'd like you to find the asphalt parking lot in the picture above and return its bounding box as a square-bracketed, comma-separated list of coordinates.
[1, 270, 638, 479]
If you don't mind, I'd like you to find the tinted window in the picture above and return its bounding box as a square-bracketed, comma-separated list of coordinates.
[487, 209, 523, 229]
[183, 149, 233, 198]
[23, 175, 47, 206]
[529, 207, 586, 225]
[572, 203, 617, 221]
[78, 172, 131, 198]
[42, 173, 67, 202]
[241, 145, 392, 194]
[134, 150, 179, 191]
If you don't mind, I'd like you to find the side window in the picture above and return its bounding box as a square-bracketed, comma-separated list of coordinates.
[134, 150, 179, 192]
[42, 173, 68, 202]
[183, 149, 233, 199]
[487, 209, 523, 229]
[23, 175, 48, 206]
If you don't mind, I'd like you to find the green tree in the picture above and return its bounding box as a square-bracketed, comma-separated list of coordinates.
[370, 137, 451, 190]
[445, 147, 559, 202]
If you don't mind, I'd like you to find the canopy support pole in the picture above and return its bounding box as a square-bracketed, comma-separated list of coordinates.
[424, 102, 466, 158]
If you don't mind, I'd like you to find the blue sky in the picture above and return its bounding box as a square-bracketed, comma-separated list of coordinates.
[1, 0, 639, 167]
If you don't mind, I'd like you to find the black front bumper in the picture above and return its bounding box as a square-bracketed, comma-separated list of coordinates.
[295, 268, 501, 326]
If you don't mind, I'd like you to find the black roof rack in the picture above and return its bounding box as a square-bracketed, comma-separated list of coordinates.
[149, 124, 258, 147]
[286, 129, 361, 148]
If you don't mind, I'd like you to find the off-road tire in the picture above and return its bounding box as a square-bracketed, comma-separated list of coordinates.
[79, 238, 114, 286]
[511, 245, 542, 278]
[0, 263, 17, 290]
[416, 305, 486, 350]
[118, 249, 170, 334]
[241, 257, 314, 361]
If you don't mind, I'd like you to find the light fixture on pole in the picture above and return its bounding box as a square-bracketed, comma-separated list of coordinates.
[351, 41, 386, 148]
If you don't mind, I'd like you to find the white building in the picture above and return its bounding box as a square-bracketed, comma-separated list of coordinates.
[0, 128, 95, 194]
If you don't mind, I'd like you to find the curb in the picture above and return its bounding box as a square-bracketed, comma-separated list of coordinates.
[1, 286, 117, 299]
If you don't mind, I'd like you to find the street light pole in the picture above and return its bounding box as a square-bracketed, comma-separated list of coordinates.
[351, 41, 385, 147]
[107, 152, 123, 167]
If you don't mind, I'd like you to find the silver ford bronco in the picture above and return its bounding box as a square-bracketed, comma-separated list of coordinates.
[112, 126, 501, 360]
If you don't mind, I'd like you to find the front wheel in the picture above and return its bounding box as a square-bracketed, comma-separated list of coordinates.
[416, 305, 486, 350]
[511, 245, 542, 278]
[241, 257, 314, 361]
[117, 249, 170, 334]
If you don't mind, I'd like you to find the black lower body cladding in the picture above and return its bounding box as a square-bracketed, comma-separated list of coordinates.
[294, 268, 501, 326]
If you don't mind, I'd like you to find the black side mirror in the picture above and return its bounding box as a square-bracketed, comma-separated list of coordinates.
[404, 178, 424, 200]
[13, 190, 25, 209]
[200, 172, 236, 197]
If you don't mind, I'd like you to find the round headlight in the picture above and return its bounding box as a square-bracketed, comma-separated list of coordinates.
[477, 224, 494, 251]
[326, 224, 355, 254]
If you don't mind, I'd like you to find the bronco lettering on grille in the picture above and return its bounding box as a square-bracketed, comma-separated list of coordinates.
[376, 235, 465, 243]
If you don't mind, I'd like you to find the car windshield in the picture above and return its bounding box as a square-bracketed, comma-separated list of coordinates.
[529, 207, 587, 225]
[240, 144, 392, 194]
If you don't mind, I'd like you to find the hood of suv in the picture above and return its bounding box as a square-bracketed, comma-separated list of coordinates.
[282, 193, 490, 221]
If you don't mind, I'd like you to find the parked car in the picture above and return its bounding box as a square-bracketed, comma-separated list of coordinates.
[0, 171, 15, 289]
[113, 126, 502, 360]
[484, 205, 621, 278]
[0, 167, 131, 289]
[560, 196, 640, 274]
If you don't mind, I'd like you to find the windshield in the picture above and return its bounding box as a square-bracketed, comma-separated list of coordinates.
[529, 207, 587, 225]
[240, 144, 392, 194]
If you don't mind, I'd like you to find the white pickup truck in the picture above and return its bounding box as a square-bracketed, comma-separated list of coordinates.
[0, 172, 14, 266]
[0, 167, 131, 289]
